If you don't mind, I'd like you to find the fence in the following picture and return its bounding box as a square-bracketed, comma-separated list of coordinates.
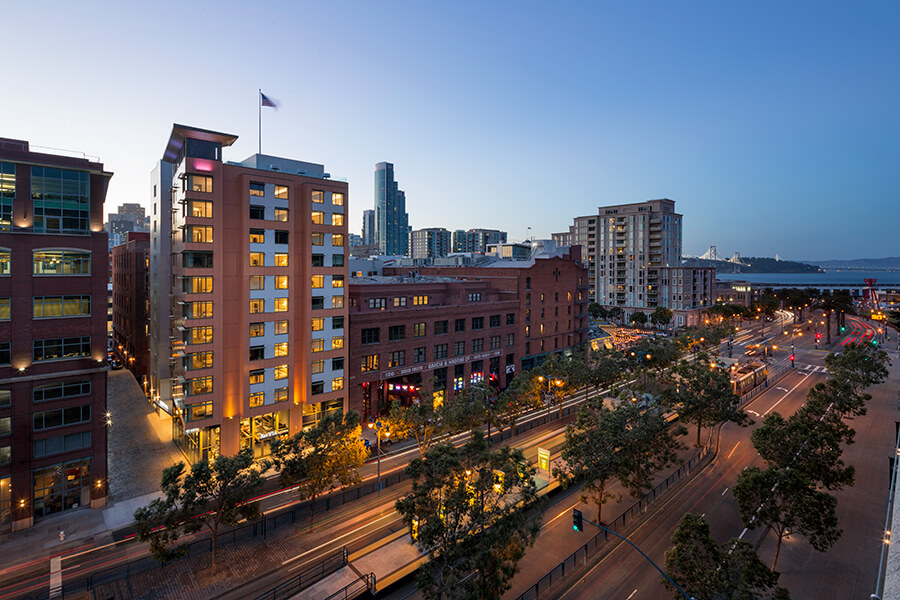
[739, 361, 792, 406]
[253, 547, 348, 600]
[513, 445, 712, 600]
[322, 573, 374, 600]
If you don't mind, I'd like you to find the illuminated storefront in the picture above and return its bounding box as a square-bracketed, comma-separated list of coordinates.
[240, 410, 289, 459]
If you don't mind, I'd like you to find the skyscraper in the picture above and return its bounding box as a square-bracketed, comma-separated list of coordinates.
[374, 162, 409, 256]
[149, 124, 349, 462]
[361, 209, 375, 246]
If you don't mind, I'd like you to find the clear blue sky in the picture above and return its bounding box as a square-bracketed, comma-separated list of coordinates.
[5, 1, 898, 261]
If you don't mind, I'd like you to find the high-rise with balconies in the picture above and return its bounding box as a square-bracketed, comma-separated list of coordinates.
[149, 124, 349, 463]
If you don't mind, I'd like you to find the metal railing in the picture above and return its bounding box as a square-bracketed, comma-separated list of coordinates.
[322, 572, 374, 600]
[253, 547, 347, 600]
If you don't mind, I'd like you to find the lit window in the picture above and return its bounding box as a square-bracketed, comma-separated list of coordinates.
[0, 250, 9, 276]
[311, 338, 324, 352]
[188, 175, 213, 193]
[413, 322, 426, 337]
[33, 250, 91, 275]
[332, 193, 344, 206]
[274, 208, 288, 222]
[274, 253, 288, 267]
[250, 252, 264, 266]
[0, 298, 8, 320]
[311, 360, 325, 374]
[311, 275, 324, 288]
[332, 377, 344, 391]
[274, 387, 288, 403]
[249, 181, 265, 196]
[250, 392, 264, 407]
[332, 276, 344, 288]
[312, 211, 324, 225]
[312, 190, 324, 203]
[274, 320, 288, 335]
[332, 295, 344, 309]
[249, 369, 264, 384]
[186, 351, 213, 370]
[187, 226, 213, 243]
[249, 299, 265, 313]
[183, 276, 213, 294]
[249, 322, 265, 337]
[332, 234, 344, 247]
[275, 275, 288, 289]
[249, 229, 265, 244]
[393, 296, 407, 307]
[332, 214, 344, 227]
[312, 318, 324, 331]
[188, 200, 212, 218]
[361, 354, 379, 372]
[413, 295, 428, 305]
[32, 296, 90, 318]
[331, 336, 344, 350]
[186, 376, 213, 397]
[274, 364, 288, 380]
[186, 401, 213, 420]
[274, 185, 289, 199]
[273, 298, 288, 312]
[186, 326, 213, 345]
[274, 342, 289, 357]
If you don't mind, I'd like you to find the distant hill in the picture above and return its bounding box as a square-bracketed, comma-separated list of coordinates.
[808, 257, 900, 271]
[686, 256, 822, 274]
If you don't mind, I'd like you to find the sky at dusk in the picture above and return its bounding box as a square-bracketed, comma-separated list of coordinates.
[3, 1, 898, 261]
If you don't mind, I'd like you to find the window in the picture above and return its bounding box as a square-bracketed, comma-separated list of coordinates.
[311, 338, 324, 352]
[472, 317, 484, 330]
[188, 174, 213, 193]
[311, 381, 325, 396]
[472, 338, 484, 352]
[0, 162, 14, 232]
[249, 346, 265, 361]
[33, 431, 91, 458]
[33, 250, 91, 275]
[33, 337, 90, 361]
[368, 298, 386, 310]
[311, 275, 324, 288]
[32, 167, 90, 233]
[454, 341, 466, 356]
[249, 322, 265, 337]
[489, 315, 501, 328]
[393, 296, 407, 307]
[32, 405, 91, 431]
[275, 275, 288, 289]
[273, 298, 288, 312]
[332, 377, 344, 391]
[185, 351, 213, 370]
[361, 328, 380, 344]
[332, 254, 344, 267]
[183, 251, 213, 268]
[0, 390, 9, 407]
[332, 234, 344, 247]
[434, 320, 448, 335]
[274, 185, 288, 199]
[332, 336, 344, 349]
[250, 392, 264, 408]
[187, 326, 213, 345]
[0, 342, 8, 365]
[434, 344, 448, 359]
[33, 380, 90, 403]
[413, 295, 428, 306]
[312, 211, 324, 225]
[249, 299, 265, 314]
[312, 233, 324, 246]
[414, 347, 426, 363]
[188, 200, 212, 218]
[312, 318, 325, 331]
[250, 205, 266, 220]
[507, 333, 515, 346]
[275, 208, 288, 222]
[468, 292, 482, 302]
[250, 275, 265, 290]
[312, 254, 324, 267]
[332, 357, 345, 371]
[311, 360, 325, 374]
[506, 313, 515, 325]
[332, 192, 344, 206]
[413, 322, 426, 337]
[185, 301, 213, 319]
[0, 249, 9, 276]
[312, 190, 324, 203]
[274, 364, 288, 379]
[274, 320, 288, 335]
[274, 253, 288, 267]
[332, 316, 345, 329]
[274, 342, 289, 357]
[186, 401, 213, 420]
[250, 252, 264, 266]
[187, 226, 213, 243]
[525, 326, 530, 338]
[332, 295, 344, 309]
[332, 214, 344, 227]
[361, 354, 379, 372]
[455, 319, 465, 333]
[186, 376, 213, 397]
[33, 296, 90, 318]
[0, 416, 8, 436]
[388, 325, 405, 341]
[249, 181, 265, 196]
[275, 230, 289, 244]
[274, 387, 289, 403]
[249, 369, 265, 384]
[490, 335, 501, 349]
[331, 276, 344, 288]
[249, 229, 265, 244]
[388, 351, 405, 368]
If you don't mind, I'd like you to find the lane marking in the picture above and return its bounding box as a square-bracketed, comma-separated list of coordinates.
[49, 557, 61, 598]
[626, 589, 638, 600]
[775, 387, 788, 392]
[281, 512, 396, 566]
[727, 442, 740, 459]
[763, 373, 810, 416]
[722, 487, 729, 496]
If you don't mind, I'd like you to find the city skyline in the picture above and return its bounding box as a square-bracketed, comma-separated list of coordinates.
[3, 1, 898, 260]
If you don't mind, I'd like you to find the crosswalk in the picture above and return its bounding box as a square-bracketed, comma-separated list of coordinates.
[797, 363, 829, 374]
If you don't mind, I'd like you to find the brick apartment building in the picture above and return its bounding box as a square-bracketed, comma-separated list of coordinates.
[0, 138, 112, 531]
[111, 231, 150, 386]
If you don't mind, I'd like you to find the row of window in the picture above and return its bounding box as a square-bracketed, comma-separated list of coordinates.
[361, 334, 513, 372]
[311, 212, 344, 227]
[360, 314, 514, 344]
[0, 249, 92, 276]
[33, 431, 91, 458]
[187, 174, 345, 208]
[249, 343, 289, 360]
[249, 252, 290, 267]
[33, 405, 91, 431]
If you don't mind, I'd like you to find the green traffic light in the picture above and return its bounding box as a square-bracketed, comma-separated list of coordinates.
[573, 509, 583, 532]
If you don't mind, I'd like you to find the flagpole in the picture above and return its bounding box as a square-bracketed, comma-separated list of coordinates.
[258, 89, 261, 155]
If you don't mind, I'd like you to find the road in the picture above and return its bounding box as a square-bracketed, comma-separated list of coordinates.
[555, 315, 898, 600]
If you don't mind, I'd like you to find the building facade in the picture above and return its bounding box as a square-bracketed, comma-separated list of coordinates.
[451, 228, 507, 254]
[112, 231, 150, 386]
[374, 162, 409, 256]
[361, 209, 375, 246]
[149, 124, 349, 463]
[410, 227, 451, 260]
[0, 138, 112, 531]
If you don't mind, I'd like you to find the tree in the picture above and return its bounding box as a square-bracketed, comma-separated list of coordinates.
[270, 410, 368, 524]
[733, 466, 841, 572]
[556, 398, 685, 523]
[630, 311, 648, 327]
[664, 356, 750, 447]
[607, 305, 623, 323]
[825, 342, 890, 396]
[134, 448, 265, 573]
[650, 306, 673, 330]
[588, 301, 604, 320]
[396, 431, 543, 600]
[664, 514, 790, 600]
[385, 400, 448, 457]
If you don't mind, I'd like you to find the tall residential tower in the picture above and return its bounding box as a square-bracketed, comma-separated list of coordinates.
[374, 162, 409, 256]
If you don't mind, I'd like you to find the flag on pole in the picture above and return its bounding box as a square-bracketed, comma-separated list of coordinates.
[260, 91, 279, 109]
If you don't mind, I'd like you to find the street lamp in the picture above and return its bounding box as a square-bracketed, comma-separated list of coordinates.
[537, 376, 563, 420]
[368, 421, 390, 492]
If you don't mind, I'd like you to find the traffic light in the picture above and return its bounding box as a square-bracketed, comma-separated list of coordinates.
[816, 332, 821, 340]
[573, 509, 583, 532]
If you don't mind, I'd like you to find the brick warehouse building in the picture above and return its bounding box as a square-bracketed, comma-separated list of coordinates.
[112, 231, 150, 387]
[150, 125, 349, 463]
[0, 138, 112, 531]
[350, 247, 588, 418]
